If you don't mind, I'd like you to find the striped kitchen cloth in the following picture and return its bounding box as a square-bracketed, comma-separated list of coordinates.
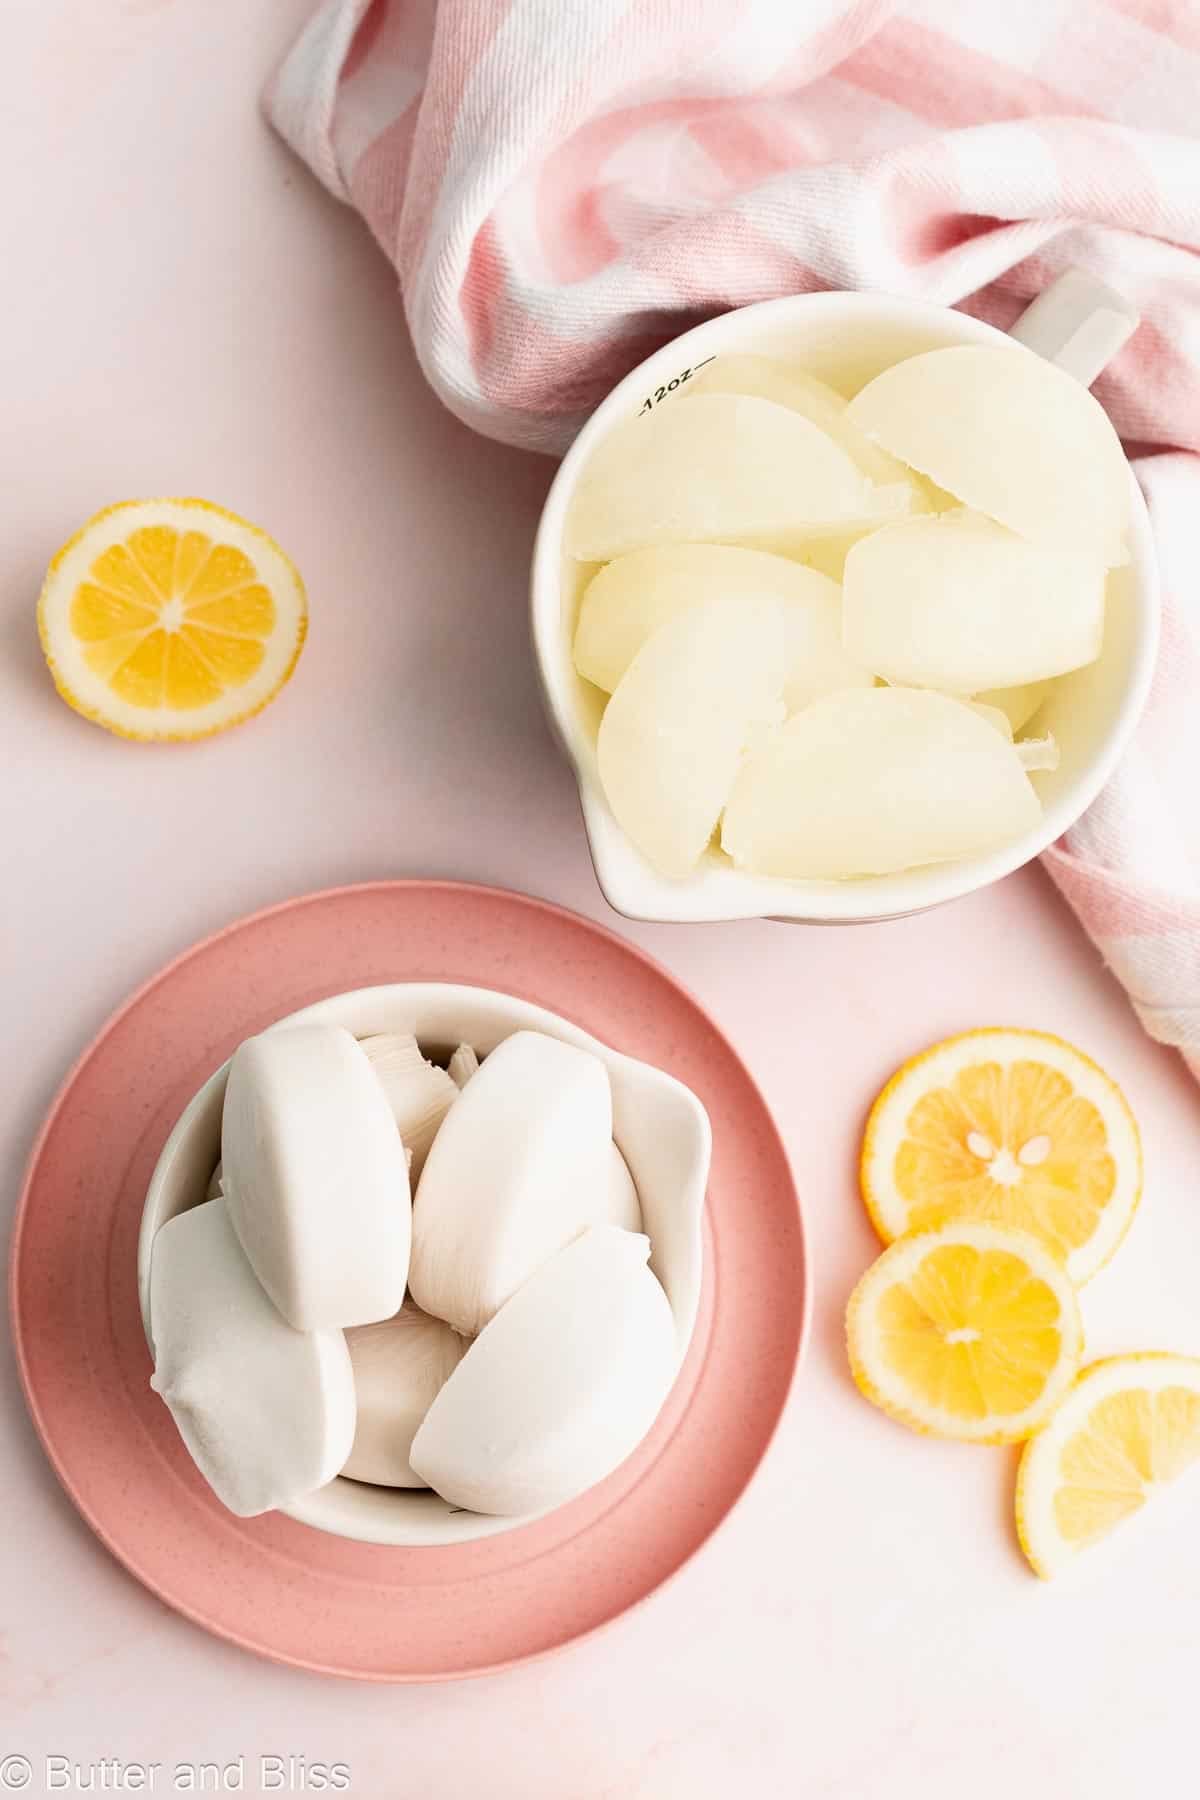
[267, 0, 1200, 1073]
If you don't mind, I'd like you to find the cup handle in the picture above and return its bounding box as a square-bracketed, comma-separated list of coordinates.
[1007, 268, 1140, 386]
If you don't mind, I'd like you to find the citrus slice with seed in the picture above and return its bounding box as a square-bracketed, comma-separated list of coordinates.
[846, 1221, 1083, 1443]
[860, 1029, 1141, 1285]
[38, 498, 306, 741]
[1017, 1354, 1200, 1577]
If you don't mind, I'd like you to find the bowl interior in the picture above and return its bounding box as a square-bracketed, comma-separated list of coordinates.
[531, 292, 1159, 923]
[138, 983, 710, 1547]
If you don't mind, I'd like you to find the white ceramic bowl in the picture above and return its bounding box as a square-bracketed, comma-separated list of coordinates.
[530, 289, 1160, 924]
[137, 983, 710, 1547]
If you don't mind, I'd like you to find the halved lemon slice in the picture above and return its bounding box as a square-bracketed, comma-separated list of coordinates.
[38, 499, 307, 741]
[860, 1028, 1141, 1284]
[1016, 1354, 1200, 1577]
[847, 1221, 1083, 1443]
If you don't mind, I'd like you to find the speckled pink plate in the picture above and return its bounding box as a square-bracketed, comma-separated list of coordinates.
[11, 881, 808, 1682]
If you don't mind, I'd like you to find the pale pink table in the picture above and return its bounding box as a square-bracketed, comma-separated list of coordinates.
[3, 6, 1199, 1795]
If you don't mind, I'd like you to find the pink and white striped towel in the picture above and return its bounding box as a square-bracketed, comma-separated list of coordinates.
[267, 0, 1200, 1076]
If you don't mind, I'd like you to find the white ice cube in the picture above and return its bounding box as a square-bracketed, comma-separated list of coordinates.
[149, 1199, 356, 1517]
[221, 1026, 411, 1333]
[409, 1031, 613, 1338]
[606, 1143, 643, 1234]
[409, 1227, 676, 1517]
[342, 1300, 467, 1489]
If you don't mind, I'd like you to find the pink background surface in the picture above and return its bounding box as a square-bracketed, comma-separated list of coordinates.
[3, 4, 1200, 1794]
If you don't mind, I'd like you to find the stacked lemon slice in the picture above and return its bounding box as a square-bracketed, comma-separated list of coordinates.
[847, 1027, 1200, 1577]
[1017, 1353, 1200, 1577]
[848, 1219, 1083, 1447]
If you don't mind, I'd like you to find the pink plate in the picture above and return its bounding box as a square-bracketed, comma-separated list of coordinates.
[11, 882, 808, 1682]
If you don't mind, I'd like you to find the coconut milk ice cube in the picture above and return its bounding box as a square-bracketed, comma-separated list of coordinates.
[606, 1143, 642, 1233]
[222, 1024, 411, 1332]
[408, 1030, 613, 1338]
[358, 1032, 459, 1178]
[447, 1042, 479, 1088]
[410, 1226, 676, 1516]
[424, 1032, 642, 1232]
[149, 1198, 356, 1517]
[342, 1300, 467, 1488]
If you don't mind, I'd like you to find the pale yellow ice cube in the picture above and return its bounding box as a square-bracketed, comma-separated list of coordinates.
[973, 678, 1054, 734]
[785, 525, 882, 583]
[597, 595, 793, 878]
[842, 511, 1105, 692]
[845, 346, 1130, 564]
[574, 542, 873, 710]
[1016, 733, 1061, 773]
[567, 393, 907, 562]
[685, 353, 931, 498]
[968, 701, 1014, 738]
[721, 687, 1041, 879]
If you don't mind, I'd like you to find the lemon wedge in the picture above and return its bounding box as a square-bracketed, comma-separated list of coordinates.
[1017, 1353, 1200, 1577]
[38, 498, 306, 741]
[860, 1028, 1141, 1284]
[847, 1221, 1083, 1443]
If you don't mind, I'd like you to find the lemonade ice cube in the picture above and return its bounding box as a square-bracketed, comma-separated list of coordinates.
[1015, 733, 1061, 772]
[567, 393, 907, 562]
[968, 701, 1014, 738]
[686, 353, 851, 424]
[845, 346, 1131, 564]
[842, 511, 1105, 692]
[973, 679, 1053, 734]
[685, 353, 932, 498]
[574, 542, 873, 710]
[721, 687, 1041, 879]
[784, 524, 887, 583]
[597, 595, 793, 878]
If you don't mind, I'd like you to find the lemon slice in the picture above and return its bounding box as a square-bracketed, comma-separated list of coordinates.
[38, 499, 306, 741]
[1017, 1354, 1200, 1577]
[847, 1221, 1083, 1443]
[860, 1028, 1141, 1285]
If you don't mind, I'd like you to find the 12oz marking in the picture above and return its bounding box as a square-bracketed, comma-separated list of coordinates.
[637, 355, 715, 415]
